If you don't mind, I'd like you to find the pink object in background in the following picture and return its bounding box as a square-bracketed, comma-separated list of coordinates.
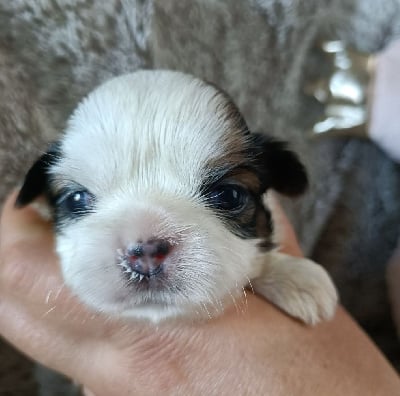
[372, 39, 400, 337]
[387, 247, 400, 337]
[369, 40, 400, 163]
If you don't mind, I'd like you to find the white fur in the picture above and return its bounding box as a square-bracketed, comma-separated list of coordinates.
[252, 252, 337, 325]
[49, 70, 337, 324]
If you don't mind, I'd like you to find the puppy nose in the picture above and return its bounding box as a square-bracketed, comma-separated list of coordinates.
[127, 239, 171, 277]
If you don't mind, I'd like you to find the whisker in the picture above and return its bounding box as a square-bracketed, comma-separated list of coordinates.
[246, 276, 255, 295]
[41, 305, 57, 318]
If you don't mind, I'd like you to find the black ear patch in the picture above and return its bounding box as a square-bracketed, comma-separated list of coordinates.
[15, 142, 61, 207]
[250, 133, 308, 196]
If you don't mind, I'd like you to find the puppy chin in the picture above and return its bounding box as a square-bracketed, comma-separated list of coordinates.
[107, 303, 221, 324]
[55, 193, 260, 322]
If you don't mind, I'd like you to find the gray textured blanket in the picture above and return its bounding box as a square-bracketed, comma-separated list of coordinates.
[1, 1, 400, 393]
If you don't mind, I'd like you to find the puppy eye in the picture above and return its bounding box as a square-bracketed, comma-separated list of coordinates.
[207, 184, 249, 212]
[64, 190, 95, 215]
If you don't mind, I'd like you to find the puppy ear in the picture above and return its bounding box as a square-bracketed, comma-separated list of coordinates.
[15, 142, 61, 207]
[251, 133, 308, 196]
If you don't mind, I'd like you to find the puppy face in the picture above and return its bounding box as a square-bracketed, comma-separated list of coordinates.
[17, 71, 307, 321]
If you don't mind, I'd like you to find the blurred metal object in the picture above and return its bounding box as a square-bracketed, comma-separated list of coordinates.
[305, 40, 374, 137]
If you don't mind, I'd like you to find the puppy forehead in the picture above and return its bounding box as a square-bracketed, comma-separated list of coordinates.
[55, 71, 248, 194]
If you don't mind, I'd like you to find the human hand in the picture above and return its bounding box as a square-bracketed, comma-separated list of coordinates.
[0, 191, 398, 395]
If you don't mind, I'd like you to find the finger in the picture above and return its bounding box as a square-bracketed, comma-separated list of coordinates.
[0, 191, 61, 299]
[0, 294, 95, 381]
[265, 192, 303, 257]
[0, 190, 52, 248]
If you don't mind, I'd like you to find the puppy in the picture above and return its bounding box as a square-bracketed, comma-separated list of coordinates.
[16, 70, 337, 324]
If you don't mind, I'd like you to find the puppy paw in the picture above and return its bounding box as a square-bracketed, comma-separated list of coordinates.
[252, 253, 338, 325]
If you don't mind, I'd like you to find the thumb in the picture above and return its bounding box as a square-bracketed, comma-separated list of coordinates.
[265, 192, 303, 257]
[0, 191, 53, 248]
[0, 191, 60, 297]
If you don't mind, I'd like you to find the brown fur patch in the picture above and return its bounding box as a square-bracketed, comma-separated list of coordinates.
[199, 85, 274, 248]
[225, 168, 261, 193]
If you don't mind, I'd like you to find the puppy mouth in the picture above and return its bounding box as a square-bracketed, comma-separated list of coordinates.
[119, 261, 164, 282]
